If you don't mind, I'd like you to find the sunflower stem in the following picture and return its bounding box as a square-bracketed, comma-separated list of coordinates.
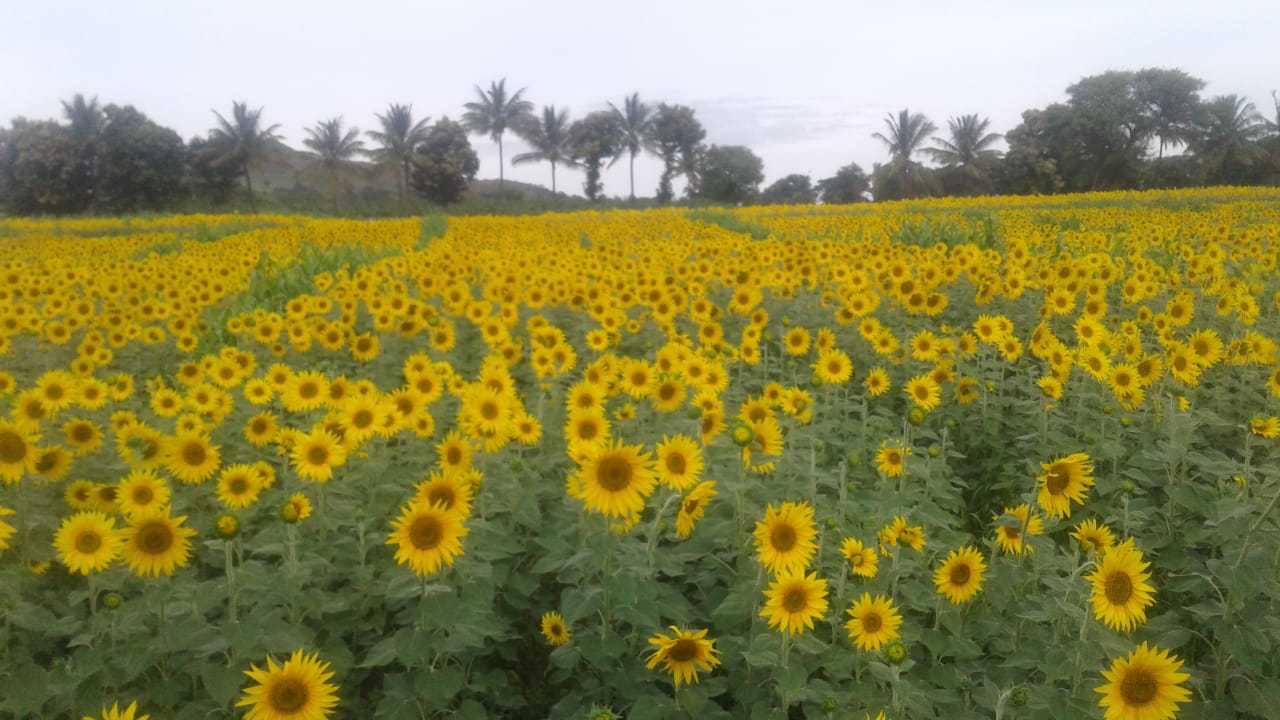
[224, 539, 238, 623]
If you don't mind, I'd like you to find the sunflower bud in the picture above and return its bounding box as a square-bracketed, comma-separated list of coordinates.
[908, 407, 927, 426]
[103, 592, 123, 610]
[1009, 685, 1030, 707]
[821, 696, 838, 713]
[884, 638, 908, 665]
[928, 445, 941, 458]
[730, 422, 755, 447]
[215, 513, 239, 539]
[846, 452, 860, 466]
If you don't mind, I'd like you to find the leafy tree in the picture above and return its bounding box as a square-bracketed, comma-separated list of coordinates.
[760, 174, 816, 205]
[512, 105, 576, 194]
[410, 117, 479, 205]
[208, 102, 284, 213]
[996, 107, 1066, 195]
[871, 109, 938, 199]
[60, 93, 104, 207]
[0, 119, 87, 214]
[94, 104, 187, 213]
[699, 145, 764, 205]
[608, 93, 654, 200]
[648, 104, 705, 202]
[927, 114, 1002, 196]
[568, 111, 622, 201]
[187, 136, 241, 206]
[815, 163, 871, 204]
[1193, 94, 1268, 184]
[302, 116, 366, 212]
[366, 104, 431, 208]
[1133, 67, 1206, 159]
[462, 78, 534, 193]
[1063, 71, 1151, 190]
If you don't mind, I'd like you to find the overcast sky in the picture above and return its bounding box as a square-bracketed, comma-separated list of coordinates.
[3, 0, 1278, 198]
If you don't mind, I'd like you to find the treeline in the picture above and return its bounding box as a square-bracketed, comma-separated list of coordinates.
[1, 67, 1278, 216]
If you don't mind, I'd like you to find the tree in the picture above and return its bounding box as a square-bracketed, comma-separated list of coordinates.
[760, 174, 816, 205]
[512, 105, 576, 194]
[871, 109, 938, 199]
[410, 117, 479, 205]
[1063, 71, 1151, 190]
[61, 93, 105, 207]
[648, 104, 705, 203]
[208, 102, 284, 213]
[302, 116, 365, 212]
[187, 136, 241, 206]
[1193, 94, 1268, 184]
[568, 111, 622, 201]
[815, 163, 871, 204]
[366, 104, 431, 208]
[461, 78, 534, 193]
[699, 145, 764, 205]
[608, 93, 654, 200]
[0, 118, 86, 214]
[927, 114, 1003, 196]
[995, 107, 1066, 195]
[94, 104, 187, 213]
[1133, 68, 1206, 159]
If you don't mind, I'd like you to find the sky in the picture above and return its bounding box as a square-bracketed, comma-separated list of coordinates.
[3, 0, 1278, 199]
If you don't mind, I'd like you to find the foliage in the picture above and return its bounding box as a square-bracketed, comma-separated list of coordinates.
[0, 119, 89, 214]
[608, 94, 655, 200]
[759, 174, 816, 205]
[816, 163, 872, 204]
[568, 112, 623, 202]
[461, 79, 534, 191]
[207, 102, 284, 213]
[512, 106, 576, 195]
[648, 104, 705, 203]
[94, 105, 188, 214]
[301, 117, 366, 211]
[410, 117, 479, 205]
[366, 104, 432, 207]
[872, 110, 939, 200]
[698, 145, 765, 205]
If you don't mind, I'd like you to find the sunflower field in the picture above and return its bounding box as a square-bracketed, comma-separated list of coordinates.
[2, 188, 1279, 720]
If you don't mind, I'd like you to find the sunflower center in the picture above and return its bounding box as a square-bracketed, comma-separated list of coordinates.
[70, 425, 94, 443]
[578, 421, 599, 440]
[861, 612, 883, 633]
[683, 499, 701, 514]
[75, 531, 103, 554]
[137, 521, 175, 555]
[251, 419, 269, 435]
[428, 488, 455, 508]
[409, 515, 443, 550]
[35, 452, 58, 473]
[352, 410, 374, 429]
[0, 430, 27, 463]
[1045, 467, 1069, 495]
[181, 442, 207, 467]
[665, 453, 687, 475]
[445, 446, 462, 465]
[771, 524, 797, 552]
[950, 564, 971, 586]
[1118, 667, 1158, 705]
[596, 455, 632, 492]
[308, 446, 330, 466]
[229, 477, 249, 494]
[669, 638, 699, 662]
[1105, 571, 1133, 605]
[480, 401, 500, 421]
[268, 677, 310, 713]
[658, 384, 677, 401]
[782, 588, 808, 612]
[299, 382, 319, 399]
[133, 486, 154, 504]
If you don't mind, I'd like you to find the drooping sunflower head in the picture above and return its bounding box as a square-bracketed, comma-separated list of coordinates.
[675, 481, 717, 539]
[1036, 452, 1095, 519]
[1071, 518, 1116, 555]
[993, 504, 1043, 555]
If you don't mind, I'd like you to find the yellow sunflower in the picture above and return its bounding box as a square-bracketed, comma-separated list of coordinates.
[1087, 539, 1155, 632]
[574, 440, 656, 521]
[117, 468, 170, 518]
[1036, 452, 1094, 519]
[654, 434, 704, 491]
[753, 501, 818, 575]
[386, 500, 469, 576]
[903, 374, 941, 411]
[435, 431, 473, 475]
[651, 377, 687, 413]
[81, 701, 150, 720]
[992, 504, 1043, 555]
[844, 592, 902, 651]
[290, 428, 347, 483]
[237, 649, 339, 720]
[540, 611, 572, 646]
[760, 570, 829, 636]
[864, 367, 891, 397]
[675, 481, 717, 539]
[282, 493, 313, 523]
[0, 420, 39, 484]
[840, 537, 879, 578]
[0, 506, 15, 551]
[54, 511, 123, 575]
[646, 626, 721, 687]
[1095, 642, 1191, 720]
[33, 446, 73, 481]
[164, 433, 221, 485]
[217, 464, 264, 509]
[414, 470, 474, 517]
[934, 546, 987, 604]
[245, 412, 280, 447]
[812, 349, 853, 385]
[874, 441, 909, 478]
[1072, 518, 1116, 555]
[121, 510, 197, 577]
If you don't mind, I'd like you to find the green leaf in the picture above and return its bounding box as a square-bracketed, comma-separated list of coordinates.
[201, 663, 244, 707]
[360, 636, 399, 668]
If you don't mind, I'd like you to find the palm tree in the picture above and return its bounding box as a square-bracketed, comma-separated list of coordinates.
[608, 93, 654, 200]
[512, 106, 576, 194]
[461, 79, 534, 193]
[302, 117, 365, 213]
[209, 102, 283, 213]
[871, 109, 938, 199]
[1194, 94, 1268, 184]
[366, 104, 431, 208]
[927, 114, 1002, 196]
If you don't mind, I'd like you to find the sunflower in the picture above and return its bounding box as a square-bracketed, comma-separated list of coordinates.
[435, 431, 472, 475]
[282, 493, 313, 523]
[844, 592, 902, 651]
[164, 433, 221, 485]
[1095, 642, 1191, 720]
[0, 506, 15, 551]
[879, 516, 926, 552]
[291, 428, 347, 483]
[540, 611, 572, 646]
[863, 367, 890, 397]
[813, 349, 853, 384]
[934, 546, 987, 604]
[760, 570, 829, 635]
[217, 464, 264, 509]
[619, 359, 655, 398]
[33, 446, 73, 481]
[0, 420, 39, 484]
[564, 407, 611, 451]
[1036, 452, 1094, 519]
[574, 440, 656, 521]
[840, 537, 879, 578]
[150, 387, 184, 417]
[992, 504, 1043, 555]
[117, 469, 170, 517]
[651, 378, 687, 413]
[62, 418, 104, 455]
[82, 701, 150, 720]
[1072, 518, 1117, 554]
[1087, 539, 1155, 632]
[54, 511, 123, 575]
[237, 649, 339, 720]
[675, 481, 717, 538]
[1250, 416, 1280, 438]
[874, 442, 909, 478]
[121, 510, 196, 577]
[281, 371, 329, 413]
[65, 479, 98, 510]
[904, 374, 941, 411]
[245, 412, 280, 447]
[414, 470, 474, 517]
[646, 626, 721, 687]
[654, 434, 703, 491]
[753, 501, 818, 575]
[386, 499, 469, 576]
[783, 327, 811, 356]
